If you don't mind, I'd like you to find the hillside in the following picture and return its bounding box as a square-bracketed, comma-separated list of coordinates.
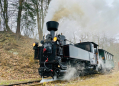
[0, 31, 40, 81]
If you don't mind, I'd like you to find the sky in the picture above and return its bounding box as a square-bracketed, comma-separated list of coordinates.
[43, 0, 119, 42]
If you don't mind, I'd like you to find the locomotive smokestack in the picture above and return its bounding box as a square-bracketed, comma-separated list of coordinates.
[46, 21, 59, 39]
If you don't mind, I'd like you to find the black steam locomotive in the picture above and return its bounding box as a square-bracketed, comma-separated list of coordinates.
[33, 21, 114, 78]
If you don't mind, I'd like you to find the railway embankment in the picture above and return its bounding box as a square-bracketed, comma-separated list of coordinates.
[0, 31, 40, 84]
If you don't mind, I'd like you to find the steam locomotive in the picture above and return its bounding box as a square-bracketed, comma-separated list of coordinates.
[33, 21, 114, 78]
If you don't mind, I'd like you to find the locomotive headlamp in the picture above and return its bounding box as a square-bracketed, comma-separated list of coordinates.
[53, 37, 57, 42]
[32, 42, 38, 47]
[33, 43, 36, 47]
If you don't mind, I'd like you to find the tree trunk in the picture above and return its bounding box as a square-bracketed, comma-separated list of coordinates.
[48, 0, 51, 5]
[35, 0, 51, 41]
[41, 0, 44, 32]
[16, 0, 23, 39]
[0, 14, 1, 30]
[36, 2, 42, 41]
[4, 0, 11, 32]
[37, 12, 42, 41]
[0, 0, 11, 32]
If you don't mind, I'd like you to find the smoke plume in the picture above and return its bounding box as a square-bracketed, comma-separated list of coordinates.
[43, 0, 119, 42]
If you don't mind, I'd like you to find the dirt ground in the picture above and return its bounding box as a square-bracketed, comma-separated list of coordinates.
[45, 71, 119, 86]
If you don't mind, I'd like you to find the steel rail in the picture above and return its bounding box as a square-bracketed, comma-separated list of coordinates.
[0, 73, 102, 86]
[0, 80, 41, 86]
[0, 79, 63, 86]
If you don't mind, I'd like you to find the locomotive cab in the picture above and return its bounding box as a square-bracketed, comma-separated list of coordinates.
[74, 42, 99, 65]
[74, 42, 98, 53]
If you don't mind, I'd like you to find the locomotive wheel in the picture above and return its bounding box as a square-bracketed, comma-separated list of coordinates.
[54, 71, 59, 79]
[79, 71, 85, 76]
[75, 62, 85, 76]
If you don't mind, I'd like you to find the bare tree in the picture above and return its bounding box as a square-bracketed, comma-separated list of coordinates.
[16, 0, 24, 39]
[33, 0, 42, 41]
[80, 33, 89, 42]
[14, 0, 51, 40]
[0, 0, 11, 32]
[33, 0, 51, 40]
[0, 13, 1, 30]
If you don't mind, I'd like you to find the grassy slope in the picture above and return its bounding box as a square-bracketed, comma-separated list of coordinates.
[0, 31, 41, 83]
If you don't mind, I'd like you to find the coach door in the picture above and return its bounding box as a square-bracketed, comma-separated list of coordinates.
[94, 47, 98, 64]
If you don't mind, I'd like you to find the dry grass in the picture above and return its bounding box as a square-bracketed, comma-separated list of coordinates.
[70, 71, 119, 86]
[0, 31, 40, 81]
[45, 71, 119, 86]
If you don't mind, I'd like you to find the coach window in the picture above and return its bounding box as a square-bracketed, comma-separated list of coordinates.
[107, 53, 109, 60]
[107, 54, 109, 60]
[112, 56, 113, 60]
[105, 53, 106, 60]
[111, 56, 112, 60]
[105, 53, 107, 60]
[106, 53, 108, 60]
[105, 53, 106, 59]
[109, 55, 110, 60]
[91, 44, 94, 53]
[108, 54, 109, 60]
[85, 44, 90, 52]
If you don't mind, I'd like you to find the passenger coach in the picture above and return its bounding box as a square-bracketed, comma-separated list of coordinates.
[98, 49, 114, 71]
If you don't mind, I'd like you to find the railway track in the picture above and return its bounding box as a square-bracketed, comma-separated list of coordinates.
[0, 79, 63, 86]
[0, 80, 42, 86]
[0, 74, 101, 86]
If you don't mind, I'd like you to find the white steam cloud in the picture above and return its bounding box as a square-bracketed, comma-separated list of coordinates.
[98, 56, 114, 72]
[63, 67, 78, 81]
[43, 0, 119, 42]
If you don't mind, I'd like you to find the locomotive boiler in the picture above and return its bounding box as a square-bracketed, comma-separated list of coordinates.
[33, 21, 114, 78]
